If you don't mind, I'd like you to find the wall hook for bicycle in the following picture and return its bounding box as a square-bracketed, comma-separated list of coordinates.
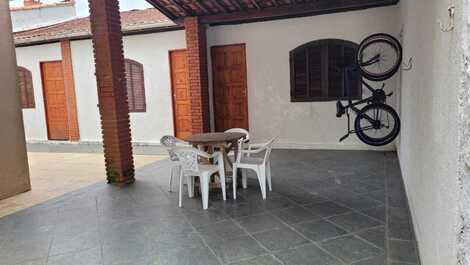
[402, 57, 413, 71]
[438, 4, 455, 32]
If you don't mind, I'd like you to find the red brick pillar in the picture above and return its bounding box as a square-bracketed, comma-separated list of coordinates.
[184, 17, 211, 134]
[88, 0, 134, 184]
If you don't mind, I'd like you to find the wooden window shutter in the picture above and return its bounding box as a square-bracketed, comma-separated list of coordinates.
[290, 39, 361, 102]
[124, 59, 146, 112]
[17, 67, 35, 108]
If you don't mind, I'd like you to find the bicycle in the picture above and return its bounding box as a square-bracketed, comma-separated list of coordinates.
[336, 33, 402, 146]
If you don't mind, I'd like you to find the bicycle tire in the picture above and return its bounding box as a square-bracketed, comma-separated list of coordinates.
[354, 103, 400, 146]
[357, 33, 402, 82]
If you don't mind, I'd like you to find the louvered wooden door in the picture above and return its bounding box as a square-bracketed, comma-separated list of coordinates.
[211, 44, 249, 132]
[169, 50, 192, 138]
[41, 61, 69, 140]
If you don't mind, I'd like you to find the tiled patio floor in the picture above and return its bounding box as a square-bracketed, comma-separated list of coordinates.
[0, 150, 420, 265]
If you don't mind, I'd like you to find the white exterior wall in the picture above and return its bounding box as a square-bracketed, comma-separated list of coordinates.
[207, 6, 400, 150]
[397, 0, 464, 264]
[70, 30, 186, 143]
[15, 43, 62, 141]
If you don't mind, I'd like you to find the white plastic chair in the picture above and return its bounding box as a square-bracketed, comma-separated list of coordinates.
[160, 135, 188, 192]
[232, 137, 277, 200]
[172, 147, 226, 210]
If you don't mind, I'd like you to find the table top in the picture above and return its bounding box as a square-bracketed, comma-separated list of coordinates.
[185, 132, 246, 145]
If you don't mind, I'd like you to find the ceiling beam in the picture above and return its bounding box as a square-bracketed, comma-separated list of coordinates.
[200, 0, 399, 25]
[231, 0, 244, 11]
[168, 0, 193, 16]
[144, 0, 177, 20]
[212, 0, 229, 13]
[250, 0, 261, 9]
[194, 0, 211, 14]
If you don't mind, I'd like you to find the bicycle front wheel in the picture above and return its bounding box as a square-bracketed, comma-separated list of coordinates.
[354, 103, 400, 146]
[357, 33, 402, 81]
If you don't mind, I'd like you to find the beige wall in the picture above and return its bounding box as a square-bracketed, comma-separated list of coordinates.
[207, 6, 400, 150]
[0, 1, 31, 199]
[398, 0, 464, 264]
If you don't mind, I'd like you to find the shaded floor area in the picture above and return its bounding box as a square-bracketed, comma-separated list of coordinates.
[0, 153, 165, 218]
[0, 150, 420, 265]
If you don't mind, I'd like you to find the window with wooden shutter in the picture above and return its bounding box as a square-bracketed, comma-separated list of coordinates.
[290, 39, 362, 102]
[124, 59, 146, 112]
[17, 66, 35, 108]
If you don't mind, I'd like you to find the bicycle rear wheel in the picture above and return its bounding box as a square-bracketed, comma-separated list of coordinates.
[354, 103, 400, 146]
[357, 33, 402, 81]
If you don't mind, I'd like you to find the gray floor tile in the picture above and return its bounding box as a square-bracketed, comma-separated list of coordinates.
[184, 209, 229, 228]
[321, 235, 384, 263]
[50, 228, 101, 256]
[228, 255, 282, 265]
[351, 255, 386, 265]
[234, 213, 284, 233]
[252, 227, 309, 251]
[274, 244, 342, 265]
[205, 235, 266, 263]
[328, 212, 382, 232]
[196, 220, 247, 241]
[0, 150, 421, 265]
[304, 201, 351, 218]
[47, 248, 102, 265]
[356, 226, 386, 249]
[389, 239, 419, 264]
[293, 219, 348, 242]
[361, 206, 386, 222]
[149, 245, 220, 265]
[271, 206, 321, 225]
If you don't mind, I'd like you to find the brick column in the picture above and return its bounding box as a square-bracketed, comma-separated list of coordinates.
[184, 17, 210, 134]
[88, 0, 134, 184]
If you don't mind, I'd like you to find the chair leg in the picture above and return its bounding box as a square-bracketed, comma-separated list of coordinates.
[267, 161, 272, 192]
[178, 170, 184, 208]
[233, 166, 238, 200]
[187, 175, 195, 198]
[169, 166, 175, 192]
[242, 169, 247, 189]
[257, 166, 267, 200]
[201, 173, 210, 210]
[220, 170, 226, 201]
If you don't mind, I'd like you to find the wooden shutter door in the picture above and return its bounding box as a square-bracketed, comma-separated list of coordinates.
[41, 61, 69, 140]
[211, 44, 249, 131]
[170, 50, 192, 138]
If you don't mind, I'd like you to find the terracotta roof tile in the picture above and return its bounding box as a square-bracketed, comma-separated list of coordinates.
[14, 8, 176, 45]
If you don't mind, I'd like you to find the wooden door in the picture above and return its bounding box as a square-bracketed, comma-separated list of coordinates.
[41, 61, 69, 140]
[169, 49, 192, 138]
[212, 44, 249, 132]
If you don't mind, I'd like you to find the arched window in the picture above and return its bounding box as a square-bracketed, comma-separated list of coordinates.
[17, 66, 35, 108]
[290, 39, 362, 102]
[124, 59, 146, 112]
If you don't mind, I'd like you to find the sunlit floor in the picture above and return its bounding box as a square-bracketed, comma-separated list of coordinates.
[0, 152, 165, 218]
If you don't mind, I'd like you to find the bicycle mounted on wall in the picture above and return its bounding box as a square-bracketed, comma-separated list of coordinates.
[336, 33, 403, 146]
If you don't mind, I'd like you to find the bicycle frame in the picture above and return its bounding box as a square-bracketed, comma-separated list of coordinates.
[338, 66, 390, 142]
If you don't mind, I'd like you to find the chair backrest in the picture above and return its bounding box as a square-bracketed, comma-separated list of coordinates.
[171, 147, 199, 172]
[160, 135, 181, 161]
[225, 128, 250, 143]
[263, 137, 277, 164]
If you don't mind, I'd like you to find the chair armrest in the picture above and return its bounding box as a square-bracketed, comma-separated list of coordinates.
[239, 147, 267, 154]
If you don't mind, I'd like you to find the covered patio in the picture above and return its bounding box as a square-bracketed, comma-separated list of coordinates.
[0, 150, 418, 265]
[1, 0, 469, 264]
